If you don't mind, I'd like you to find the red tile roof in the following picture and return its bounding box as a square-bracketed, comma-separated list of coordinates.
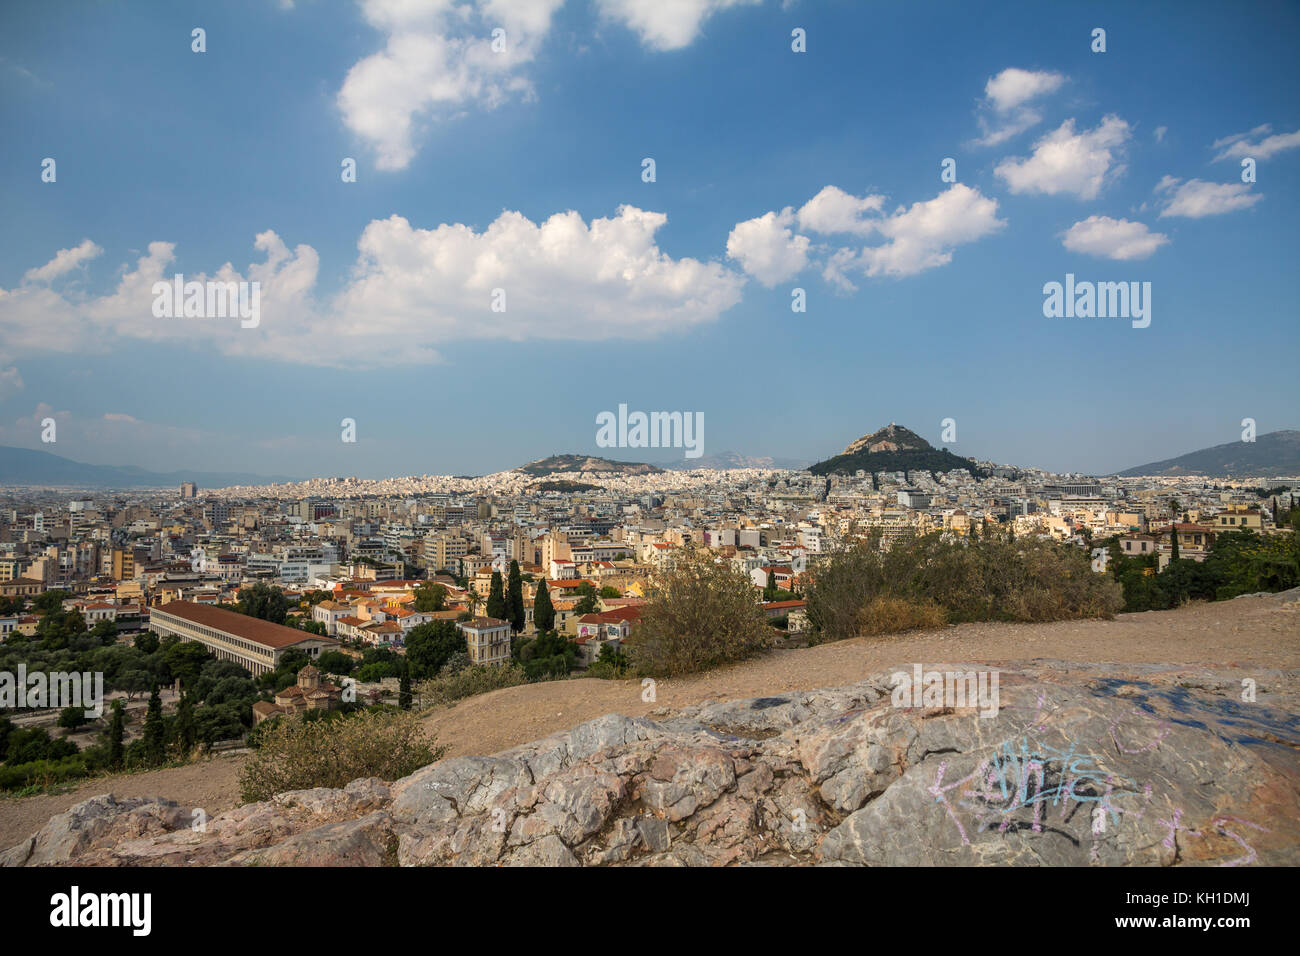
[155, 601, 338, 650]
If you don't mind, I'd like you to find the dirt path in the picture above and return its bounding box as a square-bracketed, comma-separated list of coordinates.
[3, 592, 1297, 849]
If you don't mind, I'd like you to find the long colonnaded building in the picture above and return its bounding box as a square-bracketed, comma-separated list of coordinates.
[150, 600, 339, 675]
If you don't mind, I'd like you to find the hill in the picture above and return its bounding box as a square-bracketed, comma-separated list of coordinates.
[0, 445, 298, 489]
[808, 423, 986, 477]
[6, 591, 1298, 866]
[1118, 429, 1300, 478]
[515, 454, 663, 477]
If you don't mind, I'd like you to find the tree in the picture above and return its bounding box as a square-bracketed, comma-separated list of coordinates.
[507, 560, 525, 633]
[399, 662, 412, 710]
[533, 579, 555, 633]
[1170, 522, 1180, 562]
[134, 631, 160, 654]
[174, 693, 197, 755]
[486, 571, 507, 621]
[413, 582, 447, 612]
[405, 620, 464, 679]
[627, 547, 772, 677]
[237, 582, 290, 625]
[763, 569, 778, 602]
[574, 582, 599, 615]
[143, 686, 166, 766]
[58, 706, 89, 731]
[163, 640, 209, 691]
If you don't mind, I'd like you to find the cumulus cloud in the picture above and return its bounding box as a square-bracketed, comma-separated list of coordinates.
[1061, 216, 1169, 260]
[995, 115, 1130, 199]
[0, 206, 745, 369]
[795, 185, 884, 236]
[337, 0, 756, 169]
[338, 0, 567, 171]
[1211, 124, 1300, 162]
[843, 184, 1005, 281]
[332, 205, 743, 349]
[1156, 177, 1263, 218]
[22, 239, 103, 284]
[595, 0, 761, 51]
[972, 67, 1065, 147]
[725, 208, 810, 286]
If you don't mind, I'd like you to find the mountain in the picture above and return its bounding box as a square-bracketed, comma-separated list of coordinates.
[1117, 429, 1300, 478]
[0, 445, 299, 489]
[664, 451, 811, 471]
[807, 423, 987, 477]
[514, 454, 663, 477]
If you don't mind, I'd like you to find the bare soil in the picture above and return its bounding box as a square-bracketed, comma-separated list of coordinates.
[3, 591, 1297, 849]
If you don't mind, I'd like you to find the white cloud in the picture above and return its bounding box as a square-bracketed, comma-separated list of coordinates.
[795, 185, 884, 236]
[973, 68, 1065, 147]
[1154, 125, 1167, 142]
[595, 0, 761, 51]
[338, 0, 755, 170]
[1061, 216, 1169, 260]
[0, 206, 745, 369]
[22, 239, 103, 284]
[995, 115, 1130, 199]
[821, 184, 1005, 286]
[1212, 124, 1300, 162]
[725, 208, 810, 286]
[333, 205, 743, 349]
[1156, 177, 1263, 218]
[984, 67, 1066, 112]
[338, 0, 566, 171]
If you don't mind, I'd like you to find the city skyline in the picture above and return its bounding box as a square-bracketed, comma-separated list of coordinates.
[1, 0, 1298, 479]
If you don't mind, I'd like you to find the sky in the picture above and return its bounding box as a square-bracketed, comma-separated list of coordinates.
[1, 0, 1297, 480]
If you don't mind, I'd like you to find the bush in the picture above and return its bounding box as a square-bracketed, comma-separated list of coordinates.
[238, 709, 443, 802]
[805, 531, 1124, 643]
[416, 662, 530, 706]
[626, 547, 772, 677]
[856, 597, 948, 636]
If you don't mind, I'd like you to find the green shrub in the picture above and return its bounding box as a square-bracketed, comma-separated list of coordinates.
[238, 709, 443, 803]
[415, 662, 530, 706]
[626, 547, 772, 677]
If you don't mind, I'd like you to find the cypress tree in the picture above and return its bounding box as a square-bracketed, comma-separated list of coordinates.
[507, 560, 525, 633]
[486, 570, 507, 620]
[533, 578, 555, 633]
[174, 692, 196, 756]
[399, 662, 412, 711]
[1170, 522, 1180, 562]
[108, 699, 125, 769]
[143, 686, 165, 766]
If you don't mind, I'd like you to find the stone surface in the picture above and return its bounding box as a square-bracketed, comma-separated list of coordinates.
[5, 661, 1298, 866]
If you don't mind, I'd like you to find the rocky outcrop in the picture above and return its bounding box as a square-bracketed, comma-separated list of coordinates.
[6, 661, 1298, 866]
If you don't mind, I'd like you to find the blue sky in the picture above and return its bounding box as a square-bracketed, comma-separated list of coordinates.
[1, 0, 1297, 479]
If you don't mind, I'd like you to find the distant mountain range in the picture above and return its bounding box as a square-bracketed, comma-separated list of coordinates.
[1117, 429, 1300, 478]
[514, 454, 664, 477]
[664, 451, 811, 471]
[0, 445, 298, 489]
[808, 424, 987, 478]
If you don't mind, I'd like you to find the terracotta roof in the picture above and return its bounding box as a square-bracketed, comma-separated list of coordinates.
[154, 601, 339, 650]
[460, 616, 509, 629]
